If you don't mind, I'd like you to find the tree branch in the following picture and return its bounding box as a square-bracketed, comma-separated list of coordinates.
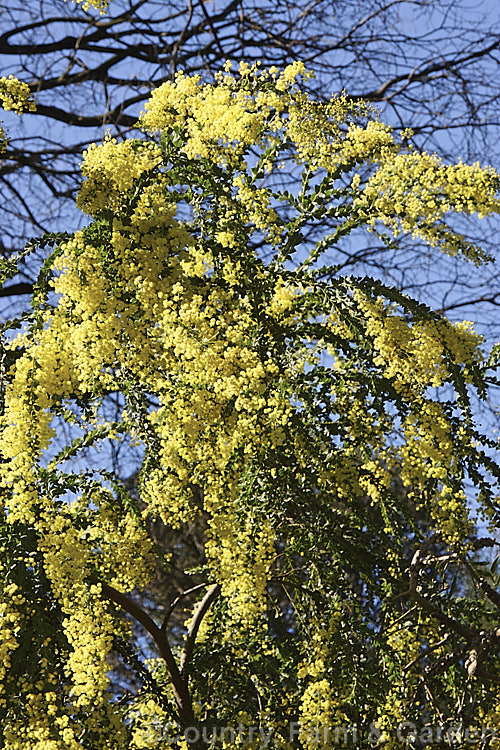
[94, 577, 197, 727]
[180, 583, 220, 676]
[0, 282, 34, 298]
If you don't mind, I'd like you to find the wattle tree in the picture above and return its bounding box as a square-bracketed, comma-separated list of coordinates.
[0, 61, 499, 749]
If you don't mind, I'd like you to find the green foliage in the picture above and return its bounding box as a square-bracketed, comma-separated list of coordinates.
[0, 63, 499, 749]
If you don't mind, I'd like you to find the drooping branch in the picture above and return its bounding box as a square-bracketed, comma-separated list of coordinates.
[408, 544, 479, 641]
[405, 543, 500, 683]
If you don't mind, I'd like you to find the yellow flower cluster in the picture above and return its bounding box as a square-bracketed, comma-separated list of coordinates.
[401, 402, 472, 543]
[297, 608, 350, 748]
[0, 527, 127, 748]
[38, 514, 115, 709]
[356, 293, 483, 391]
[2, 691, 83, 750]
[3, 697, 125, 750]
[65, 0, 109, 12]
[140, 68, 270, 164]
[317, 293, 482, 543]
[139, 60, 385, 178]
[77, 138, 162, 215]
[233, 175, 282, 243]
[374, 619, 430, 748]
[0, 75, 36, 152]
[0, 581, 24, 687]
[0, 67, 296, 716]
[76, 492, 155, 592]
[138, 61, 500, 263]
[0, 355, 57, 524]
[288, 107, 394, 171]
[363, 152, 500, 262]
[128, 697, 170, 748]
[0, 76, 36, 115]
[208, 515, 275, 631]
[266, 277, 297, 319]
